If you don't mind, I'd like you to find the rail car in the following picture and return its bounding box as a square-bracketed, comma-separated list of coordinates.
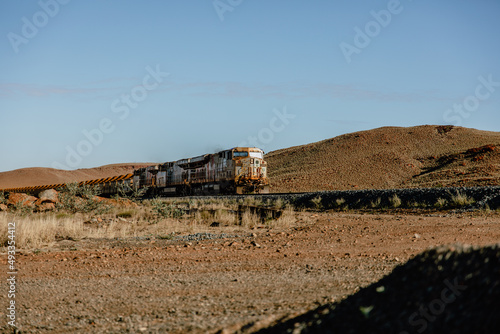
[2, 147, 270, 196]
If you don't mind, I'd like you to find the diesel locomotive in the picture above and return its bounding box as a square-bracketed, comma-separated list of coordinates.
[2, 147, 270, 196]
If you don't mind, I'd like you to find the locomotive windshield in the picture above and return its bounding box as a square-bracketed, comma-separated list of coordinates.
[249, 152, 263, 159]
[233, 151, 249, 157]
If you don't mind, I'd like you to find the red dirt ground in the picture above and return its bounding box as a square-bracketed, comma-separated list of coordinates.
[1, 211, 499, 333]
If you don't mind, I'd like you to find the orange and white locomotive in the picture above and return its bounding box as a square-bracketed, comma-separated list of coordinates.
[134, 147, 270, 195]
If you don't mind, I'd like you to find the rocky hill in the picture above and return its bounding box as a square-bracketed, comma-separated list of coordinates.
[266, 125, 500, 192]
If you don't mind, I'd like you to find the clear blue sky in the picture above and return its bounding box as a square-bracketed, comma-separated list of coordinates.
[1, 0, 499, 172]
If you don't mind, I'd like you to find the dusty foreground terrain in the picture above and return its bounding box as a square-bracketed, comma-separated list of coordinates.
[1, 211, 500, 333]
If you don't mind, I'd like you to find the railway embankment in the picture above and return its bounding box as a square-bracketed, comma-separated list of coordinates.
[206, 186, 500, 211]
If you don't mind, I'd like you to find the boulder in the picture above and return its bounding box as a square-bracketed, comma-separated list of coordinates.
[0, 204, 8, 212]
[38, 189, 59, 203]
[38, 202, 56, 212]
[7, 193, 37, 208]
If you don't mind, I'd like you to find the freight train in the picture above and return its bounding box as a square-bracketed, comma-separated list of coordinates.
[2, 147, 270, 196]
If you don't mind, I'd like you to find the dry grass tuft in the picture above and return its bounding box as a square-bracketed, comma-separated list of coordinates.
[311, 196, 322, 210]
[370, 197, 382, 209]
[270, 205, 296, 228]
[434, 197, 448, 208]
[450, 191, 475, 207]
[240, 209, 260, 228]
[0, 213, 83, 249]
[214, 209, 237, 225]
[389, 194, 402, 208]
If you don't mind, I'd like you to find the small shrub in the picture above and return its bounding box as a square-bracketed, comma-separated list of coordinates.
[0, 192, 6, 205]
[389, 194, 402, 208]
[150, 198, 184, 218]
[114, 183, 146, 202]
[311, 196, 322, 210]
[483, 204, 491, 213]
[13, 201, 34, 216]
[79, 184, 100, 199]
[434, 197, 448, 208]
[335, 198, 346, 207]
[57, 183, 109, 214]
[450, 191, 475, 207]
[370, 197, 382, 209]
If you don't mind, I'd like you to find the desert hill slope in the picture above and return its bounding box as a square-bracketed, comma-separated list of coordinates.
[266, 125, 500, 192]
[0, 163, 152, 189]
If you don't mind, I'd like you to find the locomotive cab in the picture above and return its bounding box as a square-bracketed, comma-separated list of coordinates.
[232, 147, 270, 194]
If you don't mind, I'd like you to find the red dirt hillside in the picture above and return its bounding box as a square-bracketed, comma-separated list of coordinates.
[266, 125, 500, 192]
[0, 163, 152, 190]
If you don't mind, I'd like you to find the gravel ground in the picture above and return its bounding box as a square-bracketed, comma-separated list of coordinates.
[3, 211, 500, 333]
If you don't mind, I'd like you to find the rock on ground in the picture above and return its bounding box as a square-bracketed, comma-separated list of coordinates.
[6, 192, 37, 208]
[38, 189, 59, 203]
